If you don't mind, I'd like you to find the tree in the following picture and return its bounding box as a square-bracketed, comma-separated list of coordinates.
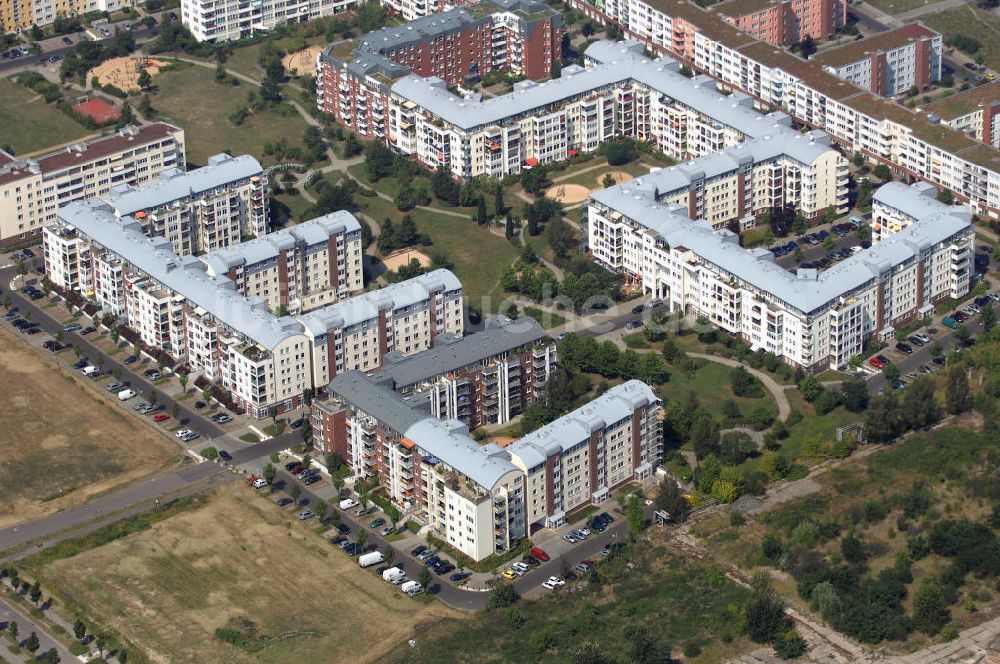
[73, 617, 86, 641]
[8, 620, 17, 642]
[945, 367, 971, 414]
[654, 478, 690, 522]
[626, 492, 644, 538]
[841, 532, 867, 563]
[476, 197, 488, 225]
[137, 68, 152, 91]
[662, 336, 680, 363]
[171, 402, 180, 419]
[119, 651, 128, 664]
[841, 377, 869, 412]
[874, 164, 892, 181]
[314, 498, 328, 520]
[262, 462, 276, 485]
[289, 484, 302, 503]
[690, 415, 720, 459]
[29, 580, 41, 605]
[418, 564, 432, 590]
[721, 431, 756, 465]
[902, 377, 940, 429]
[494, 186, 506, 218]
[981, 304, 996, 334]
[798, 374, 823, 402]
[636, 353, 668, 384]
[487, 582, 519, 609]
[25, 631, 40, 655]
[356, 527, 368, 551]
[864, 393, 903, 443]
[41, 648, 60, 664]
[773, 630, 807, 659]
[882, 363, 901, 384]
[744, 571, 786, 644]
[148, 389, 158, 407]
[913, 581, 950, 635]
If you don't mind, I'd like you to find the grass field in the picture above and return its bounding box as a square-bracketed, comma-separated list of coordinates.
[0, 326, 181, 528]
[35, 484, 458, 664]
[554, 159, 654, 189]
[923, 5, 1000, 74]
[146, 64, 313, 167]
[388, 545, 751, 664]
[660, 358, 778, 422]
[862, 0, 938, 15]
[0, 77, 92, 154]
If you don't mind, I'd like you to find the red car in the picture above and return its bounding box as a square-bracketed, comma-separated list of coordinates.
[530, 546, 550, 562]
[869, 357, 885, 368]
[152, 413, 170, 422]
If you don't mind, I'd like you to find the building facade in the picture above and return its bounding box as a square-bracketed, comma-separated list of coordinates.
[813, 24, 941, 97]
[180, 0, 354, 41]
[588, 178, 973, 371]
[924, 82, 1000, 150]
[316, 0, 564, 140]
[715, 0, 847, 47]
[200, 210, 364, 314]
[563, 1, 1000, 221]
[312, 374, 660, 559]
[102, 153, 268, 256]
[1, 0, 128, 34]
[44, 199, 463, 418]
[0, 123, 185, 247]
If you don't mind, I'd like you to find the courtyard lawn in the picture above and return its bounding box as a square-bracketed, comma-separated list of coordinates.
[0, 77, 93, 154]
[923, 5, 1000, 74]
[146, 63, 314, 167]
[660, 358, 778, 423]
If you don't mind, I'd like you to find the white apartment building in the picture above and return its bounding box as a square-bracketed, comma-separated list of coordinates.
[0, 124, 185, 247]
[565, 0, 1000, 220]
[180, 0, 355, 41]
[200, 210, 364, 315]
[45, 199, 464, 418]
[588, 178, 973, 370]
[924, 82, 1000, 150]
[316, 373, 661, 560]
[813, 24, 941, 97]
[101, 153, 268, 256]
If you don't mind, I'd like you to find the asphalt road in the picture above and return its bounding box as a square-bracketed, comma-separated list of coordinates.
[0, 595, 75, 663]
[0, 23, 159, 76]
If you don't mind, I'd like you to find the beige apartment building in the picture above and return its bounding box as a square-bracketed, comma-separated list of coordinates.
[0, 123, 185, 247]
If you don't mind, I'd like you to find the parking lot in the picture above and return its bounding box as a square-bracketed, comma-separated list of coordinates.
[767, 218, 869, 271]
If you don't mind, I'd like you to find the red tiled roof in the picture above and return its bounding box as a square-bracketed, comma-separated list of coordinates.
[72, 98, 122, 125]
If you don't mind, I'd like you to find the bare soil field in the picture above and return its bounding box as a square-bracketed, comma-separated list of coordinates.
[0, 326, 181, 528]
[37, 484, 459, 664]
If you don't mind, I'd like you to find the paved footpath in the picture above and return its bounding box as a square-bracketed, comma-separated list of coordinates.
[0, 595, 75, 663]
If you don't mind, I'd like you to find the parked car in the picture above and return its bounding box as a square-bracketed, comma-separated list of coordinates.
[869, 356, 886, 369]
[123, 355, 138, 364]
[411, 545, 427, 557]
[542, 576, 566, 590]
[450, 573, 469, 582]
[895, 342, 913, 355]
[624, 319, 642, 330]
[219, 450, 233, 462]
[530, 546, 550, 562]
[631, 305, 645, 315]
[370, 517, 386, 529]
[942, 316, 959, 329]
[563, 532, 579, 543]
[297, 510, 314, 520]
[500, 569, 518, 580]
[908, 335, 926, 347]
[152, 413, 170, 422]
[337, 523, 351, 535]
[276, 496, 293, 506]
[63, 323, 81, 332]
[80, 326, 96, 335]
[303, 475, 321, 485]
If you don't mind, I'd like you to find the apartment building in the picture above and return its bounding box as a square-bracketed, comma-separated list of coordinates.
[297, 270, 465, 390]
[870, 180, 955, 242]
[1, 0, 128, 33]
[180, 0, 354, 41]
[714, 0, 846, 47]
[924, 82, 1000, 149]
[45, 199, 464, 418]
[588, 179, 973, 371]
[813, 24, 941, 97]
[374, 315, 557, 428]
[0, 123, 185, 247]
[312, 374, 660, 559]
[101, 153, 268, 256]
[315, 0, 564, 140]
[200, 210, 364, 315]
[565, 2, 1000, 221]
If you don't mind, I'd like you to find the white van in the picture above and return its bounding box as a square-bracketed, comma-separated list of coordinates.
[401, 581, 423, 596]
[82, 366, 99, 377]
[117, 388, 136, 401]
[252, 478, 269, 489]
[339, 498, 358, 510]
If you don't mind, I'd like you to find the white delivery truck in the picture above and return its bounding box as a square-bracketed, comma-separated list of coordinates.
[339, 498, 358, 510]
[382, 567, 406, 584]
[117, 388, 136, 401]
[358, 551, 384, 568]
[401, 581, 423, 596]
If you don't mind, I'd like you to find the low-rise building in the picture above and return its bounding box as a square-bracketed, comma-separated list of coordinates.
[374, 315, 557, 428]
[200, 210, 364, 314]
[588, 178, 973, 370]
[715, 0, 846, 47]
[813, 24, 941, 97]
[316, 0, 564, 140]
[0, 124, 185, 247]
[101, 153, 268, 256]
[924, 82, 1000, 149]
[312, 373, 660, 559]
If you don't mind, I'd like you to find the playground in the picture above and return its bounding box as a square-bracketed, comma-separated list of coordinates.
[597, 170, 635, 187]
[282, 45, 324, 76]
[89, 56, 169, 93]
[543, 183, 591, 204]
[382, 247, 431, 271]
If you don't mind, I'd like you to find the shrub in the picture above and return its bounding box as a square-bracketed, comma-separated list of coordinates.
[201, 446, 219, 460]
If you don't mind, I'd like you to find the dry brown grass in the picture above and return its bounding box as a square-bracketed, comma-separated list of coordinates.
[38, 484, 460, 664]
[0, 326, 181, 528]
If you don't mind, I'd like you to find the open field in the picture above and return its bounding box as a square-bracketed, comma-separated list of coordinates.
[0, 77, 92, 154]
[389, 545, 751, 663]
[923, 5, 1000, 74]
[0, 326, 181, 528]
[34, 484, 458, 664]
[863, 0, 938, 15]
[145, 63, 313, 167]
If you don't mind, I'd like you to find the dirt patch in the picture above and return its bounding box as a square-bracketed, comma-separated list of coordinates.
[282, 45, 324, 76]
[38, 485, 460, 663]
[382, 248, 431, 272]
[596, 170, 635, 187]
[0, 326, 181, 528]
[89, 56, 170, 94]
[544, 183, 591, 204]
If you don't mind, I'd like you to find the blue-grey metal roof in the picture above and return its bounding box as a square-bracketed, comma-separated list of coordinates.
[389, 39, 794, 135]
[329, 371, 429, 433]
[377, 315, 546, 388]
[103, 153, 263, 215]
[297, 269, 462, 336]
[871, 180, 960, 219]
[403, 417, 519, 491]
[590, 181, 972, 315]
[59, 199, 303, 350]
[200, 211, 361, 275]
[507, 380, 659, 468]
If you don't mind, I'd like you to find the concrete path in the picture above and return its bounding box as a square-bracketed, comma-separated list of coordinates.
[894, 0, 968, 21]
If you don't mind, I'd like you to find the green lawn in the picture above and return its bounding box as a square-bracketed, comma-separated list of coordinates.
[146, 64, 313, 167]
[272, 192, 314, 224]
[923, 5, 1000, 74]
[555, 159, 656, 189]
[660, 358, 777, 422]
[773, 391, 861, 464]
[522, 306, 567, 329]
[863, 0, 938, 15]
[0, 77, 92, 154]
